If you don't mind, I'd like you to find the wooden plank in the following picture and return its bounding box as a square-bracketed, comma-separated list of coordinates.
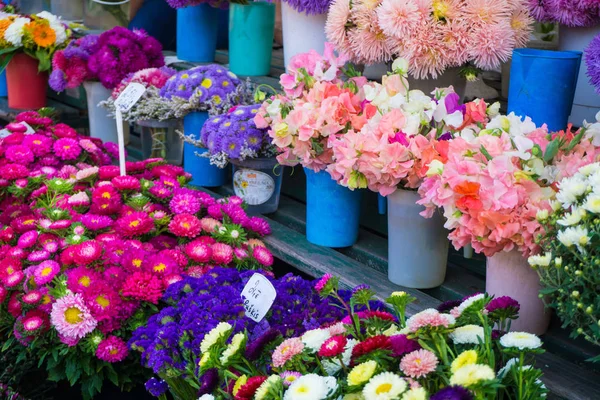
[537, 352, 600, 400]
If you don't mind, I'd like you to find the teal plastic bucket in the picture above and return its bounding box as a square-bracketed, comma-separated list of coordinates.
[229, 2, 275, 76]
[0, 70, 7, 97]
[304, 168, 362, 248]
[217, 8, 229, 49]
[177, 4, 218, 62]
[508, 48, 582, 132]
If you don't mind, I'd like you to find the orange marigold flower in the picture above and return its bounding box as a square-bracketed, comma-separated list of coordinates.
[27, 21, 56, 48]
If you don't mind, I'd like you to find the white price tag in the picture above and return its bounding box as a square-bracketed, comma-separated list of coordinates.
[21, 122, 35, 134]
[241, 273, 277, 322]
[115, 109, 127, 177]
[0, 129, 11, 138]
[114, 83, 146, 113]
[164, 56, 183, 66]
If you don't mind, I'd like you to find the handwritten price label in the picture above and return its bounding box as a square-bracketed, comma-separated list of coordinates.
[114, 83, 146, 113]
[241, 273, 277, 322]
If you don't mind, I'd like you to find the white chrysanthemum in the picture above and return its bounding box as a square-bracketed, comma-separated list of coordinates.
[323, 339, 357, 375]
[362, 372, 408, 400]
[284, 374, 336, 400]
[557, 208, 585, 226]
[497, 357, 519, 378]
[499, 332, 542, 350]
[198, 395, 215, 400]
[200, 322, 232, 353]
[450, 325, 485, 345]
[4, 17, 30, 46]
[50, 20, 67, 45]
[450, 364, 496, 387]
[557, 176, 588, 208]
[557, 226, 589, 249]
[457, 294, 486, 313]
[301, 328, 331, 353]
[255, 375, 282, 400]
[528, 252, 552, 268]
[401, 387, 427, 400]
[583, 194, 600, 214]
[219, 332, 245, 365]
[578, 163, 600, 176]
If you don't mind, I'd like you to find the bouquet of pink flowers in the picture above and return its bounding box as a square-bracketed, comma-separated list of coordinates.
[418, 106, 600, 257]
[326, 0, 533, 78]
[255, 45, 375, 172]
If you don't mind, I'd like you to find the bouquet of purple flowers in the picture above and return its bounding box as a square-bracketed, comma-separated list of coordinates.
[529, 0, 600, 27]
[165, 0, 230, 9]
[192, 104, 277, 167]
[282, 0, 332, 15]
[50, 27, 164, 91]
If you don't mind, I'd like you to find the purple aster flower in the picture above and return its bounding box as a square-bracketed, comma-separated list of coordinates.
[352, 284, 371, 295]
[430, 385, 474, 400]
[389, 334, 421, 357]
[437, 299, 462, 313]
[197, 368, 219, 396]
[49, 70, 68, 93]
[485, 296, 520, 313]
[145, 377, 168, 397]
[245, 217, 271, 236]
[282, 0, 332, 15]
[586, 32, 600, 94]
[221, 134, 243, 159]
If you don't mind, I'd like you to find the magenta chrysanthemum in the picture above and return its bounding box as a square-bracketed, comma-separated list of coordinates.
[169, 193, 201, 214]
[112, 175, 141, 191]
[245, 217, 271, 236]
[50, 293, 98, 340]
[96, 336, 129, 363]
[184, 240, 212, 263]
[211, 242, 234, 265]
[122, 271, 163, 304]
[53, 138, 82, 160]
[73, 240, 104, 266]
[84, 283, 121, 320]
[0, 163, 29, 180]
[116, 211, 154, 238]
[5, 145, 34, 165]
[23, 134, 53, 156]
[66, 266, 100, 293]
[146, 254, 177, 275]
[168, 214, 202, 238]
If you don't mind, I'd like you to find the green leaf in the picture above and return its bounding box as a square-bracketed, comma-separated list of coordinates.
[543, 139, 560, 162]
[480, 145, 493, 161]
[106, 365, 119, 387]
[566, 128, 586, 152]
[35, 49, 51, 72]
[0, 47, 17, 56]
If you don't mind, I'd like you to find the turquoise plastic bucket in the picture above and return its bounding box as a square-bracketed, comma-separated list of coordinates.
[217, 8, 229, 49]
[177, 4, 218, 62]
[183, 111, 227, 187]
[304, 168, 362, 248]
[0, 70, 7, 97]
[508, 48, 582, 132]
[228, 2, 275, 76]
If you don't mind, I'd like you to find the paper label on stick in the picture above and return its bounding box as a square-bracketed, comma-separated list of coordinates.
[0, 129, 11, 138]
[114, 83, 146, 113]
[21, 122, 35, 134]
[241, 273, 277, 322]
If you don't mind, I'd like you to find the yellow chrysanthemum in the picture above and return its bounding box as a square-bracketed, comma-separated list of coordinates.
[451, 350, 478, 373]
[232, 375, 247, 396]
[348, 360, 378, 386]
[450, 364, 496, 387]
[401, 387, 427, 400]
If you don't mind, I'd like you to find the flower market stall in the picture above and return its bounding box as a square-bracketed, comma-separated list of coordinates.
[1, 2, 600, 400]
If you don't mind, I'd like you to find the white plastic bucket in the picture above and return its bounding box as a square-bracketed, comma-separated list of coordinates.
[280, 2, 327, 68]
[83, 81, 129, 145]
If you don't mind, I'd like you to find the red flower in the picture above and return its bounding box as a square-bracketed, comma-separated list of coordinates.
[318, 335, 347, 358]
[234, 376, 268, 400]
[351, 335, 392, 361]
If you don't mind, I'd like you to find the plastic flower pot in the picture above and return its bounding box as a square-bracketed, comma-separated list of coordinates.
[136, 119, 183, 165]
[0, 70, 7, 97]
[83, 81, 130, 144]
[508, 48, 582, 132]
[177, 3, 219, 62]
[183, 111, 227, 187]
[83, 0, 130, 29]
[231, 157, 283, 214]
[387, 189, 449, 289]
[280, 2, 327, 67]
[229, 2, 275, 76]
[6, 53, 48, 110]
[486, 249, 551, 335]
[217, 7, 229, 49]
[407, 67, 467, 100]
[559, 25, 600, 124]
[304, 168, 362, 248]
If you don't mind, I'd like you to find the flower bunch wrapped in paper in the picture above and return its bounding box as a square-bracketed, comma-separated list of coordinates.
[0, 111, 275, 398]
[194, 104, 277, 168]
[49, 26, 165, 91]
[0, 11, 73, 71]
[100, 67, 178, 122]
[326, 0, 533, 77]
[255, 44, 374, 172]
[176, 276, 547, 400]
[417, 105, 600, 257]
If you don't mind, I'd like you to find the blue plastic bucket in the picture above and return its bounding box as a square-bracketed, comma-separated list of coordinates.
[0, 70, 7, 97]
[508, 48, 582, 132]
[183, 111, 227, 187]
[177, 4, 219, 62]
[217, 8, 229, 49]
[304, 168, 362, 248]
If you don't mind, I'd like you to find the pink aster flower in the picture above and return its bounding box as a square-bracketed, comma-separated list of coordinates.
[406, 309, 455, 333]
[8, 293, 22, 317]
[169, 193, 201, 214]
[280, 371, 302, 387]
[50, 293, 98, 340]
[211, 242, 234, 265]
[272, 337, 304, 368]
[96, 336, 129, 363]
[3, 271, 24, 288]
[0, 163, 29, 180]
[318, 335, 348, 358]
[98, 165, 121, 180]
[400, 349, 439, 378]
[164, 274, 183, 286]
[49, 220, 72, 230]
[315, 274, 333, 292]
[112, 175, 141, 191]
[149, 184, 172, 199]
[80, 214, 113, 231]
[22, 310, 47, 333]
[252, 246, 274, 267]
[17, 230, 38, 249]
[27, 250, 50, 263]
[168, 214, 202, 238]
[53, 138, 82, 160]
[245, 217, 271, 236]
[84, 283, 121, 320]
[200, 217, 222, 233]
[68, 192, 91, 207]
[5, 145, 34, 165]
[73, 240, 103, 266]
[116, 211, 155, 238]
[184, 240, 212, 263]
[66, 266, 100, 293]
[146, 254, 177, 275]
[22, 290, 42, 305]
[234, 247, 248, 260]
[122, 271, 163, 304]
[0, 286, 7, 304]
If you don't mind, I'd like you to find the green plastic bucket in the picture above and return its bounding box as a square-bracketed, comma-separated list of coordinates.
[228, 2, 275, 76]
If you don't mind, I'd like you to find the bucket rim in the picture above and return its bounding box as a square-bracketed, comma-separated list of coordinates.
[513, 48, 583, 59]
